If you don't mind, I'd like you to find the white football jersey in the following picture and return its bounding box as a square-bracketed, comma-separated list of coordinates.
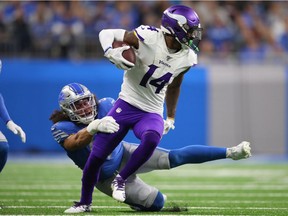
[119, 25, 197, 116]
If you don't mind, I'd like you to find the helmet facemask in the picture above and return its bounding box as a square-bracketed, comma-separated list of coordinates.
[62, 95, 97, 125]
[182, 24, 203, 52]
[59, 83, 97, 125]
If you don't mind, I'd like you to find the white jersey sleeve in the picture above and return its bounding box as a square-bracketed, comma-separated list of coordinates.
[119, 25, 197, 116]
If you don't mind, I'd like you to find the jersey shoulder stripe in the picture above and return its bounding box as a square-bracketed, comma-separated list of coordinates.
[134, 25, 160, 44]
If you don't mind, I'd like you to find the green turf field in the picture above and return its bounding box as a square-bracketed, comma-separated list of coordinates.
[0, 160, 287, 215]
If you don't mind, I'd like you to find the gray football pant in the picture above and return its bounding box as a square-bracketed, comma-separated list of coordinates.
[95, 142, 170, 208]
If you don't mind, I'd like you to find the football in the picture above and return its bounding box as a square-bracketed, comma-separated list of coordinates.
[112, 41, 136, 65]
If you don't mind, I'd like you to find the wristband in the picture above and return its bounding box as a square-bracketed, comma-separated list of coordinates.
[167, 117, 175, 123]
[86, 119, 100, 135]
[104, 46, 112, 54]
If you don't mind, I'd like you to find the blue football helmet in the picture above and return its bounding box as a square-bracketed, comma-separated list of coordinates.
[161, 5, 203, 53]
[58, 83, 97, 124]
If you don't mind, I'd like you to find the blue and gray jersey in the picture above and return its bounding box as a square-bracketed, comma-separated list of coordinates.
[0, 93, 11, 124]
[51, 97, 124, 180]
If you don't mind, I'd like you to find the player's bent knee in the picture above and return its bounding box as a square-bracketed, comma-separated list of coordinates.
[0, 142, 9, 172]
[129, 191, 165, 212]
[148, 191, 165, 211]
[142, 130, 161, 147]
[0, 142, 9, 155]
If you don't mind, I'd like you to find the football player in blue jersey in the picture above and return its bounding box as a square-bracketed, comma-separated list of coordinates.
[0, 60, 26, 173]
[51, 83, 251, 213]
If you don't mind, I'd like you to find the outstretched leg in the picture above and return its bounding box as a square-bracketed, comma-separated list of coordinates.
[169, 141, 251, 168]
[169, 145, 226, 168]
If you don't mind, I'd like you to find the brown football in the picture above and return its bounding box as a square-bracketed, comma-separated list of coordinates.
[112, 41, 136, 65]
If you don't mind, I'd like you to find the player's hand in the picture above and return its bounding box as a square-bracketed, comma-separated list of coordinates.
[104, 46, 135, 70]
[6, 120, 26, 143]
[97, 116, 120, 133]
[163, 117, 175, 135]
[87, 116, 119, 135]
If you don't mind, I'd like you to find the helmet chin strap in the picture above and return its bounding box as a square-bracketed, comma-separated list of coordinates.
[161, 25, 200, 53]
[189, 39, 200, 53]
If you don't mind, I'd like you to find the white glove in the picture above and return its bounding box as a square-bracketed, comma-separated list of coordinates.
[6, 120, 26, 143]
[163, 117, 175, 135]
[104, 46, 135, 70]
[87, 116, 120, 135]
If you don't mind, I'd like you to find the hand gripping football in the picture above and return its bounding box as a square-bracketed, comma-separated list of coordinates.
[112, 41, 136, 65]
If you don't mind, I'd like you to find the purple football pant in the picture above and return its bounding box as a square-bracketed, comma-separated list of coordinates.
[80, 99, 164, 204]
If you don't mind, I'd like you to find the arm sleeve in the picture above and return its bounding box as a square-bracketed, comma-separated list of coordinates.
[0, 93, 11, 124]
[99, 29, 126, 53]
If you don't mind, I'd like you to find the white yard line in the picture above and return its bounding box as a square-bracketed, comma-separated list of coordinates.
[1, 199, 287, 204]
[1, 184, 288, 190]
[2, 206, 288, 210]
[1, 191, 288, 197]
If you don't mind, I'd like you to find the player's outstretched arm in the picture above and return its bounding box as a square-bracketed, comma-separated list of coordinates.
[99, 29, 135, 70]
[63, 127, 93, 151]
[63, 116, 119, 151]
[0, 94, 26, 143]
[0, 93, 11, 124]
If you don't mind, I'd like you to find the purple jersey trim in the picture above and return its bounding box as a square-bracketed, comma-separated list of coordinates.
[134, 29, 144, 42]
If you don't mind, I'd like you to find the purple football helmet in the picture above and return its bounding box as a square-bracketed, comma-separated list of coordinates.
[161, 5, 203, 53]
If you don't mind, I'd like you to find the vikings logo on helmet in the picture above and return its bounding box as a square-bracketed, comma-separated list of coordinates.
[161, 5, 203, 53]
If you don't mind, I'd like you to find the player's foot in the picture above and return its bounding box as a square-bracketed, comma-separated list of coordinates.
[64, 201, 91, 213]
[111, 174, 126, 202]
[226, 141, 251, 160]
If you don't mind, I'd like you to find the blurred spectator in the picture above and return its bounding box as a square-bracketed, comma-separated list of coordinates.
[279, 17, 288, 53]
[10, 6, 32, 54]
[206, 13, 236, 55]
[111, 2, 138, 30]
[50, 1, 84, 58]
[29, 2, 53, 57]
[239, 29, 270, 62]
[0, 1, 286, 61]
[0, 12, 9, 52]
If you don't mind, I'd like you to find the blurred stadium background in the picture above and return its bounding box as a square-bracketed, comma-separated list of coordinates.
[0, 0, 287, 157]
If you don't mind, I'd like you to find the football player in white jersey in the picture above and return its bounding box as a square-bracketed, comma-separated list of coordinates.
[55, 83, 251, 213]
[68, 4, 205, 210]
[0, 60, 26, 173]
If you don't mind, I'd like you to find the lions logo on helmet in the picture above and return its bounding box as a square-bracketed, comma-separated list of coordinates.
[58, 83, 97, 125]
[161, 5, 203, 53]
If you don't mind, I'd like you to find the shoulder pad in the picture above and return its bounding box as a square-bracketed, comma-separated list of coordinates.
[134, 25, 160, 44]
